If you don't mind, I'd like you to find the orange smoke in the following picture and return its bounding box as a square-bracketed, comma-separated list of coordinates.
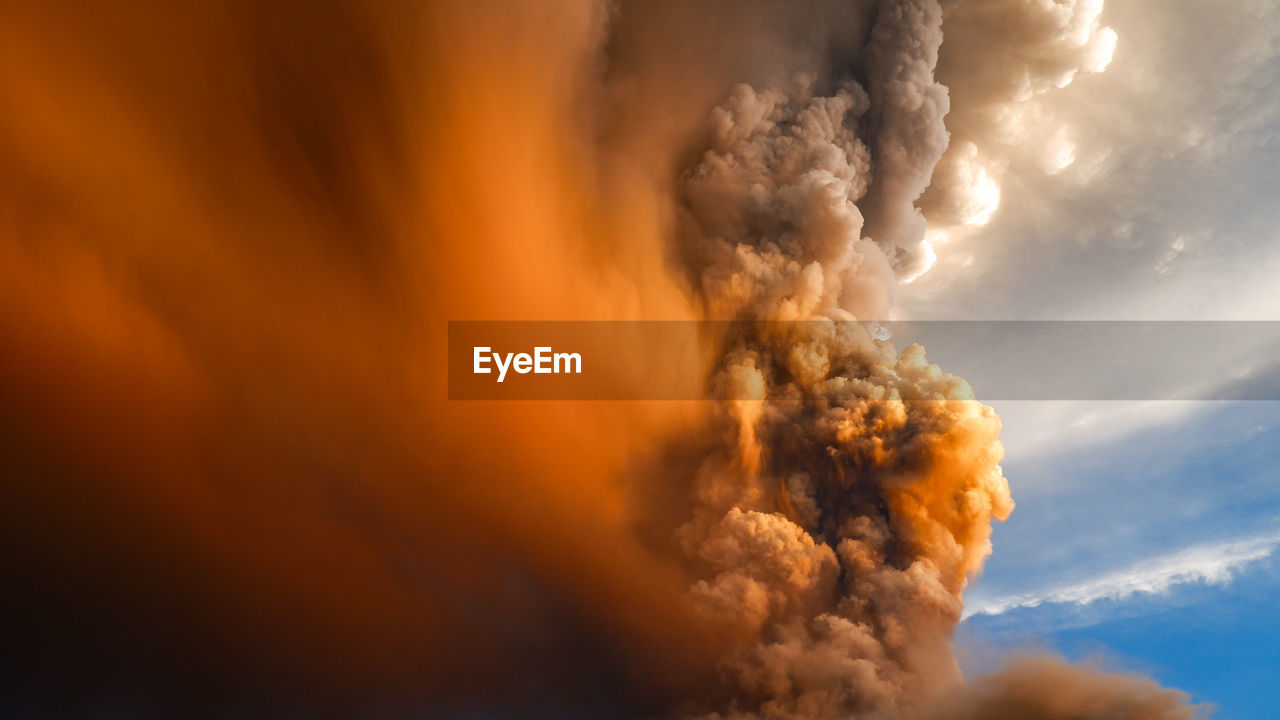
[0, 0, 719, 714]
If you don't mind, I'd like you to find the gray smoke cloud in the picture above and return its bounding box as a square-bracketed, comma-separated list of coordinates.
[661, 1, 1200, 718]
[923, 0, 1117, 236]
[861, 0, 950, 276]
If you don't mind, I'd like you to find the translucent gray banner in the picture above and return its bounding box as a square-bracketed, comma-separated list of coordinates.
[447, 321, 1280, 400]
[887, 321, 1280, 401]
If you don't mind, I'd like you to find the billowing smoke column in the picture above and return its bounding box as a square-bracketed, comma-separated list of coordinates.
[663, 1, 1195, 718]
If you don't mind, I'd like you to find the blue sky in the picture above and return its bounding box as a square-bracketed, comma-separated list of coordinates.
[895, 1, 1280, 715]
[961, 553, 1280, 719]
[958, 401, 1280, 719]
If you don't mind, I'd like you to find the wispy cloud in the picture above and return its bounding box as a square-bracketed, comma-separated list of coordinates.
[964, 531, 1280, 618]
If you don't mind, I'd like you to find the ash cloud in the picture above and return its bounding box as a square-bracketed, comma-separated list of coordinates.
[663, 0, 1198, 718]
[0, 0, 1200, 718]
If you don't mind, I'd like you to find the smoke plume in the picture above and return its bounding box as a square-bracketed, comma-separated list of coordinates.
[658, 1, 1194, 718]
[0, 0, 1199, 718]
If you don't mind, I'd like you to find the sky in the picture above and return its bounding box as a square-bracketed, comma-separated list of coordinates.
[896, 1, 1280, 716]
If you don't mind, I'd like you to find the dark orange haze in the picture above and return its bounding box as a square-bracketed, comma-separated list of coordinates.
[0, 1, 725, 715]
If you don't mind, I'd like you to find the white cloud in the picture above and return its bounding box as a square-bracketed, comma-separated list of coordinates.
[964, 530, 1280, 618]
[990, 400, 1207, 467]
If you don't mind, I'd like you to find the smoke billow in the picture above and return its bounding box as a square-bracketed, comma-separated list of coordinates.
[0, 0, 1198, 718]
[660, 1, 1196, 718]
[923, 0, 1118, 234]
[919, 657, 1197, 720]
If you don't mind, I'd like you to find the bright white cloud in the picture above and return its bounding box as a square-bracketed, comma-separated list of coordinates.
[900, 0, 1280, 324]
[990, 400, 1208, 467]
[964, 530, 1280, 618]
